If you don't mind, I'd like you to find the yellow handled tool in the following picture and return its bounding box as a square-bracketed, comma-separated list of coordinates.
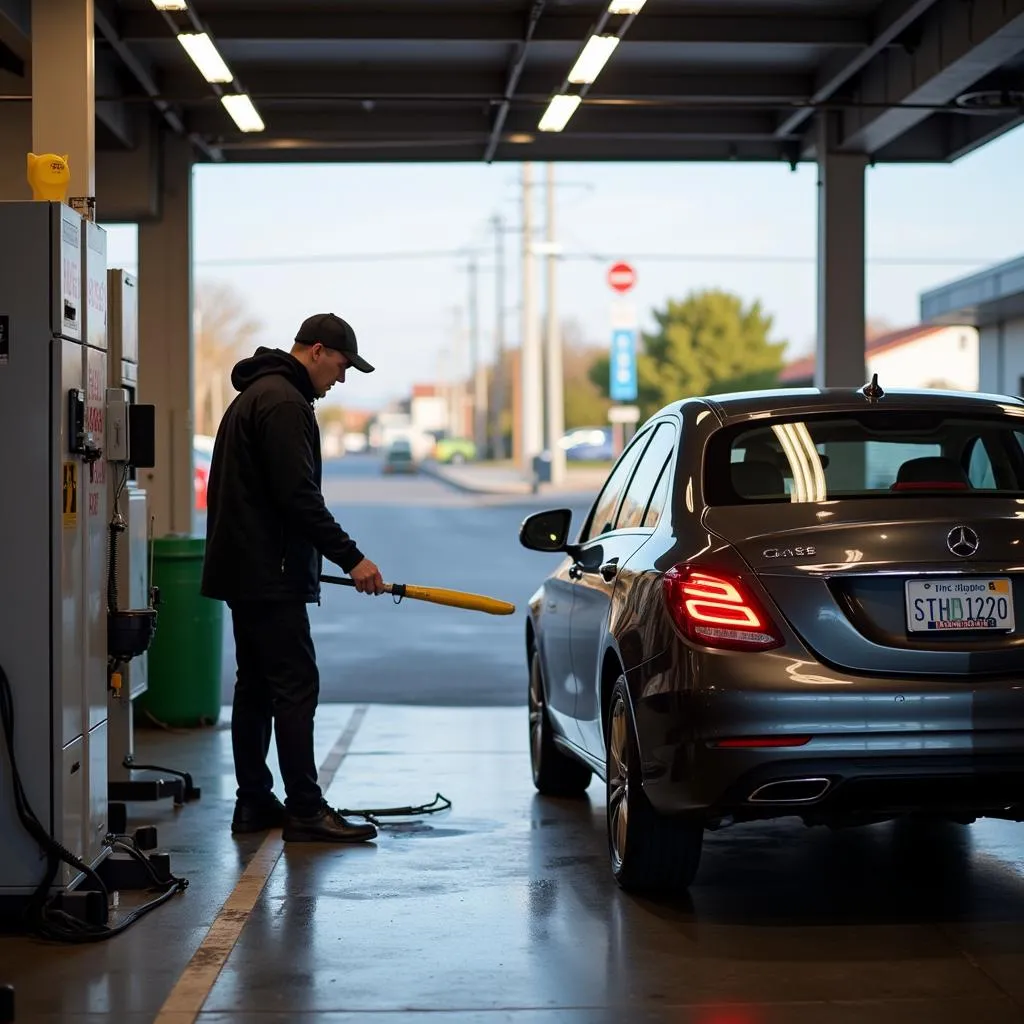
[321, 574, 516, 616]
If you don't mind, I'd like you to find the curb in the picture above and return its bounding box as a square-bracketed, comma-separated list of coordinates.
[420, 461, 607, 500]
[419, 460, 533, 495]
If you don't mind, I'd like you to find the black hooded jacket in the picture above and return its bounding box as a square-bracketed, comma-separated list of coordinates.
[200, 347, 364, 604]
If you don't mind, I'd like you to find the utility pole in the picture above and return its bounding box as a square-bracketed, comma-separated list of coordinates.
[468, 256, 486, 457]
[520, 161, 542, 473]
[448, 306, 464, 438]
[544, 162, 566, 488]
[491, 213, 506, 460]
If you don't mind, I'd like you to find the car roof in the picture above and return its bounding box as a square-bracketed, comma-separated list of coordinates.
[659, 385, 1024, 426]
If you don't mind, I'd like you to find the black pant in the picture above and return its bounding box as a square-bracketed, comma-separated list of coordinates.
[229, 600, 323, 817]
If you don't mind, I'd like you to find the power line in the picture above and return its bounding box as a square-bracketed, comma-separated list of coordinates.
[561, 252, 999, 267]
[111, 249, 1007, 271]
[195, 248, 475, 267]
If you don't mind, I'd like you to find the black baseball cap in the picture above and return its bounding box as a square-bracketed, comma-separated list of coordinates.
[294, 313, 374, 373]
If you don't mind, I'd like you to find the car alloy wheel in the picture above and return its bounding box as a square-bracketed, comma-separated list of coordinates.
[528, 648, 592, 797]
[605, 675, 704, 895]
[607, 691, 631, 874]
[528, 652, 545, 782]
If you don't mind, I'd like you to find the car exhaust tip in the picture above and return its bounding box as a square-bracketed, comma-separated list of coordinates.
[748, 778, 831, 804]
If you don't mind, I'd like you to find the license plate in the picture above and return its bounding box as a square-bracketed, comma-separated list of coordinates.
[905, 578, 1015, 633]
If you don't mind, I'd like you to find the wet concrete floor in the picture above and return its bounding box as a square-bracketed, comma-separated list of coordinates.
[4, 703, 1024, 1022]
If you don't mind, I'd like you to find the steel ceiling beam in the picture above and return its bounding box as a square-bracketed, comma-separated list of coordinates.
[190, 105, 780, 139]
[484, 0, 546, 162]
[837, 0, 1024, 154]
[118, 10, 872, 47]
[864, 104, 1024, 161]
[774, 0, 939, 140]
[94, 0, 222, 162]
[945, 107, 1024, 162]
[211, 137, 794, 163]
[151, 66, 812, 105]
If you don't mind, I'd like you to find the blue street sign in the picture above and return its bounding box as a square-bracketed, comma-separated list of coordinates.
[609, 327, 637, 401]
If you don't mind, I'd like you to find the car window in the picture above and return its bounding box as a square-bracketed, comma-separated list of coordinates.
[966, 437, 997, 489]
[580, 429, 651, 542]
[615, 423, 677, 530]
[707, 411, 1024, 504]
[642, 454, 673, 528]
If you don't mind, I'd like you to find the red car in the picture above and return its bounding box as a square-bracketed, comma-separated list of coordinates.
[194, 438, 213, 512]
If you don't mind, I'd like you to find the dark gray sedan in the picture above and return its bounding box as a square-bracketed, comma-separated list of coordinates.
[519, 382, 1024, 897]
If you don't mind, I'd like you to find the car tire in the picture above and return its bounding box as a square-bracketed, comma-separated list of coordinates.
[529, 648, 592, 797]
[606, 676, 703, 896]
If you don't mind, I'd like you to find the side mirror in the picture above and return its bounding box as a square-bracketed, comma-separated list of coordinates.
[519, 508, 574, 553]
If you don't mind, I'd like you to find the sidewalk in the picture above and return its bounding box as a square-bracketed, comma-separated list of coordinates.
[422, 458, 608, 496]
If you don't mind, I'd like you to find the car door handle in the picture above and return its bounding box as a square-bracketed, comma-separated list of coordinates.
[599, 559, 619, 582]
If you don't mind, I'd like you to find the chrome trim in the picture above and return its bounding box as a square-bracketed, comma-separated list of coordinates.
[748, 777, 831, 804]
[948, 525, 980, 558]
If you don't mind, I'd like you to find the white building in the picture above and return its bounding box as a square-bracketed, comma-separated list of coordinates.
[921, 254, 1024, 396]
[779, 323, 979, 391]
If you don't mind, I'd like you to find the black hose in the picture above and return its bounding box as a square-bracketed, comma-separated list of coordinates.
[0, 660, 187, 942]
[107, 519, 120, 614]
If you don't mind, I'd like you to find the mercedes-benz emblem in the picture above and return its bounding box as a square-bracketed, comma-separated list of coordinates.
[947, 525, 980, 558]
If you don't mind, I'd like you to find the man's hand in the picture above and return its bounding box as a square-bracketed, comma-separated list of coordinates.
[349, 558, 385, 595]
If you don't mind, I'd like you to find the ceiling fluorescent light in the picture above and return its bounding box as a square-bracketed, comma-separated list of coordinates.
[178, 32, 233, 84]
[221, 94, 265, 132]
[152, 0, 188, 9]
[567, 35, 620, 85]
[538, 94, 581, 132]
[607, 0, 646, 13]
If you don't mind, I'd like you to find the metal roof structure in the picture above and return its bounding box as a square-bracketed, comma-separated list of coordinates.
[2, 0, 1023, 165]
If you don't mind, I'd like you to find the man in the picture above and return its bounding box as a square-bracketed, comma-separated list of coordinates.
[202, 312, 383, 843]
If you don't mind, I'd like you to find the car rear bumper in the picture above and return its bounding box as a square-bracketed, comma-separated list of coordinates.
[634, 647, 1024, 821]
[643, 742, 1024, 823]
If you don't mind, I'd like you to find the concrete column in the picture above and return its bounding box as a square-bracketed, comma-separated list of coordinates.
[544, 163, 566, 488]
[138, 131, 194, 537]
[32, 0, 95, 202]
[520, 161, 542, 471]
[815, 113, 867, 389]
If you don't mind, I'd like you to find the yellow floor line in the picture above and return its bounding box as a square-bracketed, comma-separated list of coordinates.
[152, 705, 369, 1024]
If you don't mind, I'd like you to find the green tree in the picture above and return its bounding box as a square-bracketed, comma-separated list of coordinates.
[589, 289, 787, 419]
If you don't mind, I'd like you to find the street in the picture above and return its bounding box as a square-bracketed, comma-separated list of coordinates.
[218, 454, 597, 706]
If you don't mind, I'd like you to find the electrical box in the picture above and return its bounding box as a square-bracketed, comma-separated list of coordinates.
[0, 201, 107, 903]
[106, 388, 130, 463]
[105, 269, 153, 790]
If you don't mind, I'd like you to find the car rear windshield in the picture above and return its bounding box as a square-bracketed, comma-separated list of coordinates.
[705, 410, 1024, 505]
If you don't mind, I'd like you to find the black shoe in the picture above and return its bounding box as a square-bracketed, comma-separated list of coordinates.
[231, 794, 286, 834]
[282, 804, 378, 844]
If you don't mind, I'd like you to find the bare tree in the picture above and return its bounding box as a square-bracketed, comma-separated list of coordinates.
[866, 316, 897, 341]
[194, 280, 263, 436]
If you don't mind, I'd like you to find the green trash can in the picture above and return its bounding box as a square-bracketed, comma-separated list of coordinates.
[135, 534, 223, 728]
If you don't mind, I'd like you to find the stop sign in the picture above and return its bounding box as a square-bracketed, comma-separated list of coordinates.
[607, 261, 636, 293]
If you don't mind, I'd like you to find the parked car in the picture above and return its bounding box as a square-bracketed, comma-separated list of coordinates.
[194, 435, 214, 512]
[382, 437, 417, 474]
[434, 437, 476, 464]
[519, 383, 1024, 897]
[560, 426, 614, 462]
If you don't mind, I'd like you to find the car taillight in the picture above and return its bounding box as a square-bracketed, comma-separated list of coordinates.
[662, 565, 782, 651]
